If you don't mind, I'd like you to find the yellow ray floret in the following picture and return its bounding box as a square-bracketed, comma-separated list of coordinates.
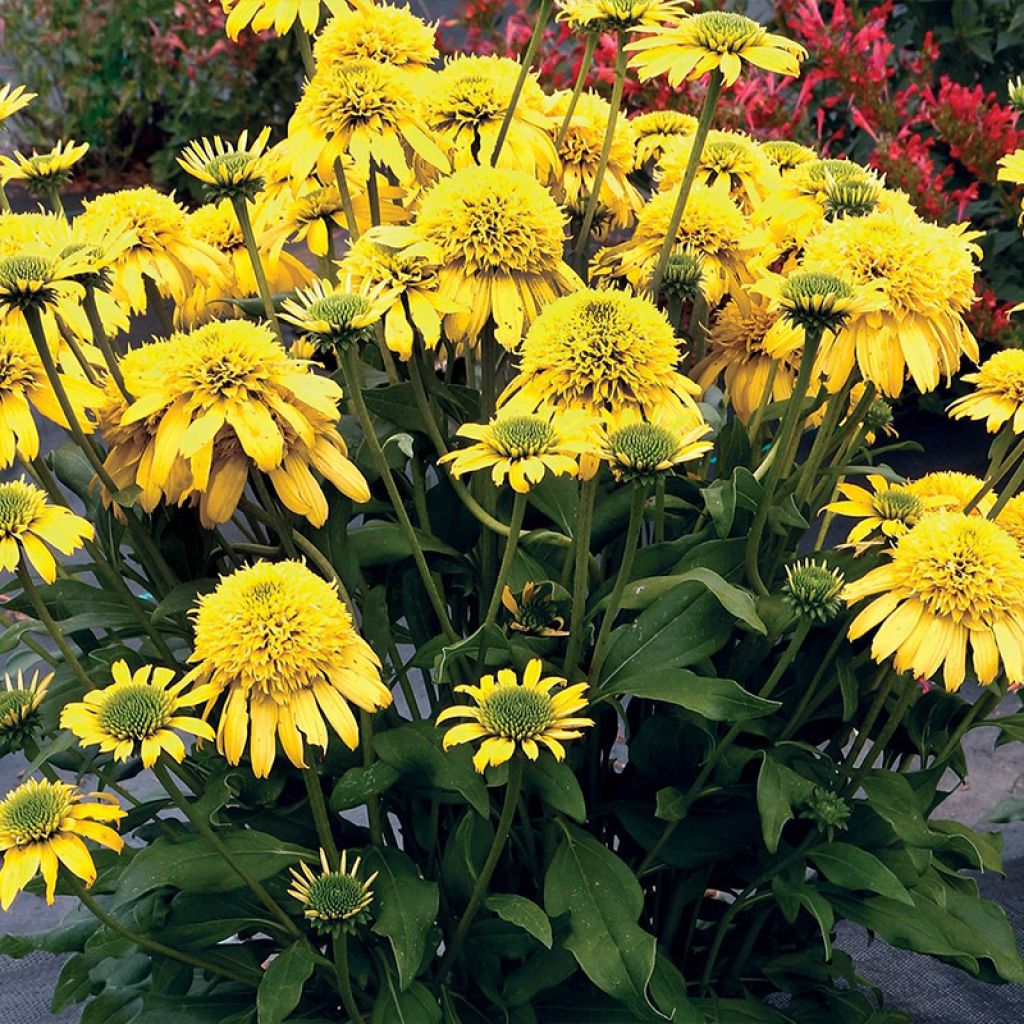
[0, 479, 93, 582]
[437, 658, 593, 772]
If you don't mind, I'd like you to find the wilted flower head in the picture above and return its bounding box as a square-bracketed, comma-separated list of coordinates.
[502, 582, 569, 637]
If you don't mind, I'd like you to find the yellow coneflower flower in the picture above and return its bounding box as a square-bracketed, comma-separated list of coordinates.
[0, 670, 52, 755]
[180, 197, 312, 326]
[0, 323, 105, 468]
[627, 12, 806, 87]
[657, 129, 779, 212]
[285, 60, 449, 183]
[338, 230, 464, 359]
[177, 127, 272, 203]
[997, 494, 1024, 555]
[438, 658, 593, 772]
[600, 402, 713, 481]
[751, 269, 884, 338]
[264, 178, 409, 258]
[184, 560, 392, 778]
[0, 247, 88, 317]
[314, 3, 438, 74]
[505, 287, 701, 415]
[0, 140, 89, 193]
[0, 84, 36, 126]
[220, 0, 347, 39]
[501, 582, 569, 637]
[0, 479, 93, 582]
[631, 110, 698, 169]
[948, 350, 1024, 434]
[117, 320, 371, 526]
[591, 181, 751, 302]
[547, 90, 642, 236]
[904, 471, 995, 516]
[423, 55, 557, 179]
[395, 165, 581, 351]
[845, 513, 1024, 691]
[61, 661, 215, 768]
[759, 139, 817, 172]
[798, 208, 981, 397]
[696, 295, 802, 421]
[826, 475, 923, 547]
[280, 277, 394, 352]
[77, 187, 226, 314]
[0, 778, 124, 908]
[440, 407, 597, 492]
[289, 849, 377, 935]
[556, 0, 690, 33]
[997, 149, 1024, 188]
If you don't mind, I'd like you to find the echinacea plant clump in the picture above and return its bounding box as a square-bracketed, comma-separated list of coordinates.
[0, 2, 1022, 1021]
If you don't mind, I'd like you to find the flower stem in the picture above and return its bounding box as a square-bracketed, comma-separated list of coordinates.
[22, 305, 178, 594]
[649, 70, 724, 298]
[556, 34, 598, 149]
[838, 666, 894, 779]
[341, 347, 458, 643]
[333, 158, 361, 241]
[590, 482, 647, 681]
[491, 0, 554, 165]
[407, 352, 511, 537]
[563, 476, 598, 675]
[231, 196, 284, 344]
[303, 762, 342, 867]
[333, 934, 366, 1024]
[15, 564, 94, 692]
[987, 444, 1024, 518]
[846, 675, 917, 792]
[933, 688, 1001, 765]
[481, 491, 527, 631]
[151, 760, 303, 940]
[83, 286, 129, 400]
[359, 710, 384, 847]
[66, 873, 256, 985]
[437, 757, 524, 982]
[295, 25, 316, 80]
[745, 325, 824, 596]
[572, 32, 628, 269]
[250, 471, 298, 558]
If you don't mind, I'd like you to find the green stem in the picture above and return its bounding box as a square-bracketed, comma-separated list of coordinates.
[231, 196, 284, 344]
[846, 675, 917, 792]
[0, 182, 9, 213]
[839, 666, 894, 778]
[572, 33, 628, 268]
[295, 25, 316, 79]
[341, 347, 458, 642]
[654, 476, 666, 543]
[638, 621, 811, 876]
[563, 476, 598, 675]
[649, 70, 724, 297]
[481, 492, 527, 631]
[777, 624, 847, 740]
[250, 471, 298, 558]
[151, 760, 303, 940]
[491, 0, 554, 165]
[67, 874, 255, 985]
[745, 326, 824, 596]
[303, 762, 342, 866]
[22, 306, 177, 594]
[590, 483, 646, 680]
[359, 710, 384, 846]
[988, 447, 1024, 517]
[966, 428, 1023, 514]
[16, 564, 94, 691]
[333, 935, 366, 1024]
[933, 688, 1001, 765]
[55, 316, 100, 385]
[83, 286, 129, 400]
[555, 34, 598, 149]
[407, 354, 511, 537]
[794, 378, 855, 507]
[437, 757, 524, 981]
[333, 158, 361, 240]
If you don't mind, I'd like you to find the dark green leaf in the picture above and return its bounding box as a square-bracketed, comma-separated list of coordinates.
[257, 940, 315, 1024]
[544, 825, 658, 1019]
[604, 669, 781, 722]
[811, 843, 913, 904]
[484, 894, 552, 948]
[757, 755, 815, 854]
[371, 981, 442, 1024]
[523, 757, 587, 822]
[151, 579, 216, 622]
[330, 762, 402, 812]
[349, 521, 457, 568]
[366, 847, 439, 990]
